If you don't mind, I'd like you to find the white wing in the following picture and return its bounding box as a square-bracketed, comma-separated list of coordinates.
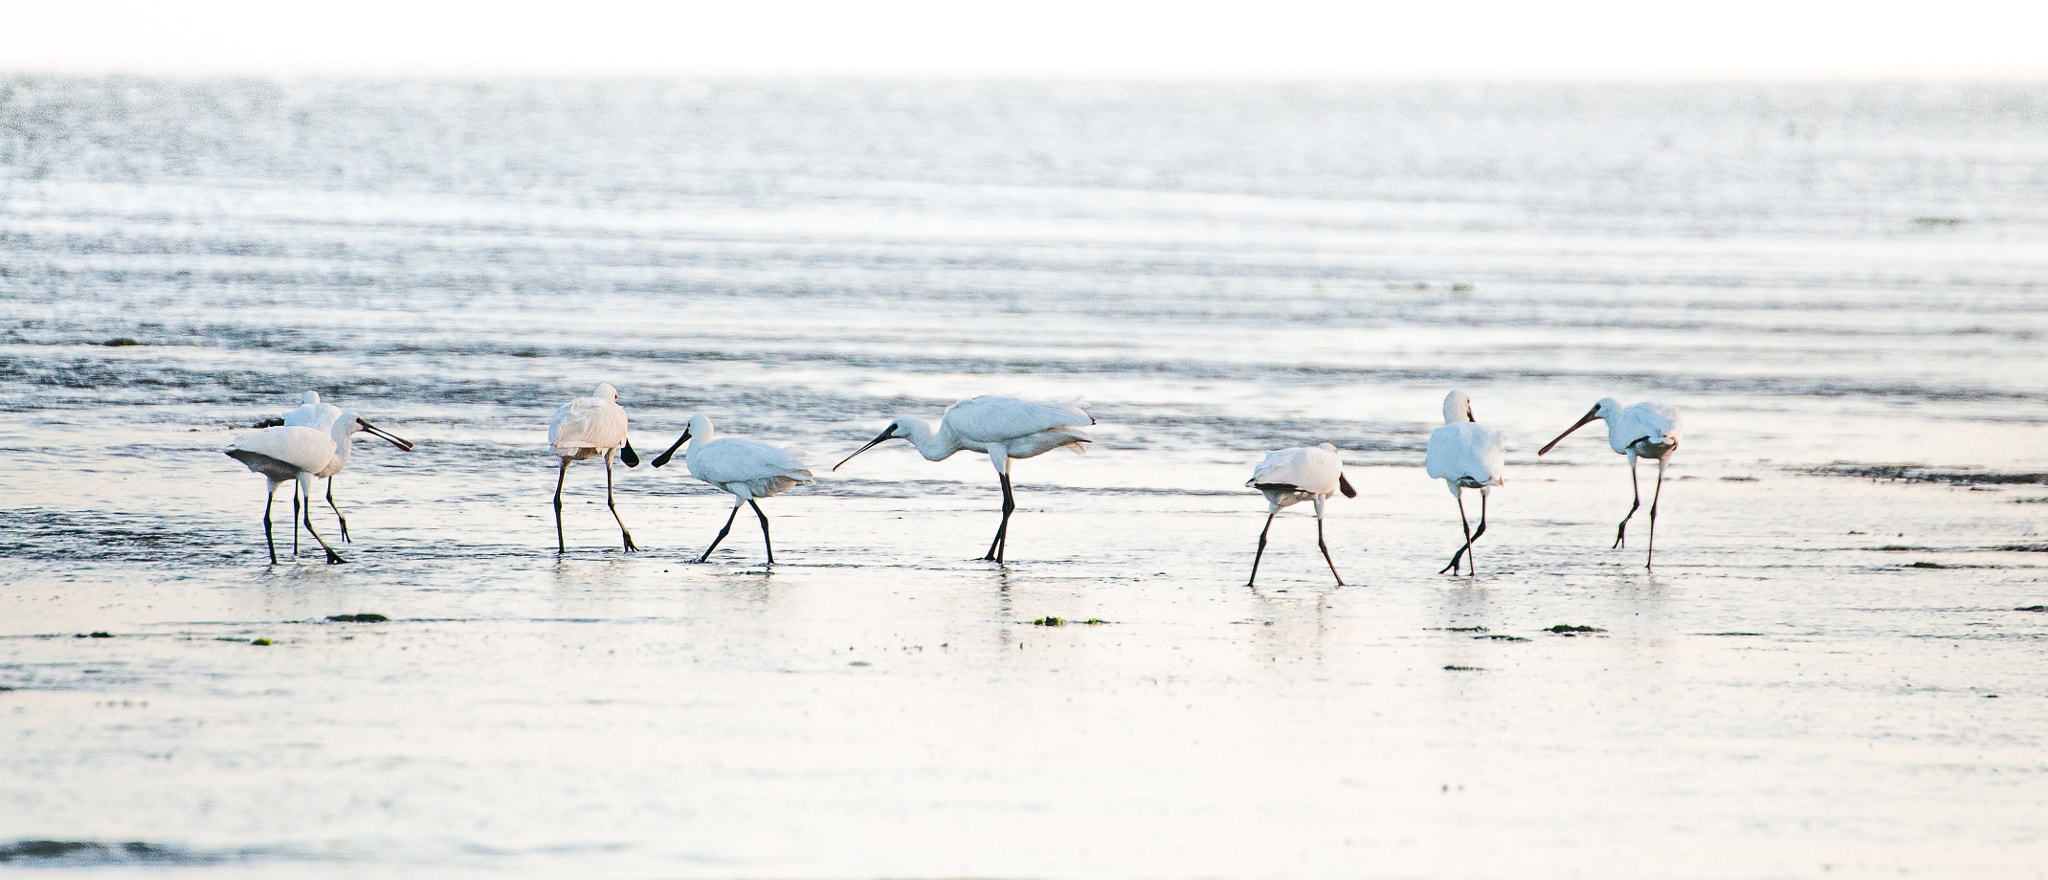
[226, 426, 336, 474]
[1249, 446, 1343, 495]
[1616, 403, 1682, 448]
[1426, 422, 1505, 486]
[942, 396, 1093, 444]
[283, 400, 344, 431]
[689, 437, 814, 499]
[550, 397, 628, 452]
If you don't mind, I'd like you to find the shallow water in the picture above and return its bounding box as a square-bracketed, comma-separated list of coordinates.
[2, 77, 2046, 877]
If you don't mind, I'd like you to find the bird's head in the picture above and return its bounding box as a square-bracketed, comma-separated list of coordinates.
[594, 383, 620, 404]
[1442, 390, 1476, 425]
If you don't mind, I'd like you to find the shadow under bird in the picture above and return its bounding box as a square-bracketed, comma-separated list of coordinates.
[1424, 390, 1505, 576]
[277, 391, 413, 550]
[1245, 443, 1356, 587]
[549, 383, 640, 554]
[651, 414, 814, 564]
[833, 395, 1094, 563]
[1538, 397, 1683, 569]
[223, 409, 410, 564]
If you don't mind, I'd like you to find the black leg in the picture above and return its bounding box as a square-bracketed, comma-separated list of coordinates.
[299, 482, 347, 564]
[1316, 506, 1343, 586]
[327, 478, 350, 543]
[984, 472, 1016, 563]
[1468, 492, 1490, 575]
[750, 499, 774, 564]
[697, 502, 741, 563]
[554, 459, 569, 554]
[263, 481, 279, 565]
[606, 455, 638, 552]
[1247, 508, 1278, 587]
[1441, 492, 1474, 575]
[1614, 458, 1642, 548]
[291, 483, 302, 557]
[1646, 458, 1666, 570]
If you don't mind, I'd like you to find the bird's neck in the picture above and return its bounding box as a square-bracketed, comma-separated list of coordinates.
[900, 419, 958, 461]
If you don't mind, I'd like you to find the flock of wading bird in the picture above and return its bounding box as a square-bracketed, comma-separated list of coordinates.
[223, 386, 1685, 580]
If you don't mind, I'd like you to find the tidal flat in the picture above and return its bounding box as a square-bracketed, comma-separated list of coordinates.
[2, 78, 2045, 877]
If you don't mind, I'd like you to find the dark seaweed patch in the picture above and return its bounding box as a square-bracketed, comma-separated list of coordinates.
[1803, 464, 2048, 486]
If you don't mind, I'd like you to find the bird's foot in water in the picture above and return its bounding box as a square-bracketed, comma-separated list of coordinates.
[324, 550, 348, 565]
[621, 534, 640, 553]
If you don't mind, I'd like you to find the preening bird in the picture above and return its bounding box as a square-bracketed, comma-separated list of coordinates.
[1245, 443, 1356, 587]
[1424, 390, 1505, 576]
[224, 426, 345, 564]
[833, 395, 1094, 563]
[650, 414, 814, 564]
[1537, 397, 1683, 569]
[548, 383, 640, 554]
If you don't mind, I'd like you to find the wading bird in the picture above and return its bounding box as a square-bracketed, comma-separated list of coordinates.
[1246, 443, 1356, 587]
[1537, 397, 1682, 569]
[651, 414, 814, 564]
[549, 383, 640, 554]
[305, 411, 413, 542]
[277, 393, 411, 547]
[224, 426, 346, 564]
[1424, 390, 1505, 576]
[833, 396, 1093, 563]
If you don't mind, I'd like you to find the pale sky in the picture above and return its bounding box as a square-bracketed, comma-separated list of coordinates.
[3, 0, 2044, 78]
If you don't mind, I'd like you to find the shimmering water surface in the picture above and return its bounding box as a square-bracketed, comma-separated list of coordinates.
[2, 78, 2046, 877]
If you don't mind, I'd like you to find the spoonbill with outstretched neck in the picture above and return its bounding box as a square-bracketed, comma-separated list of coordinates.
[549, 383, 640, 554]
[1538, 397, 1682, 569]
[224, 425, 345, 564]
[1424, 390, 1505, 575]
[833, 396, 1093, 563]
[1246, 443, 1356, 587]
[651, 414, 814, 564]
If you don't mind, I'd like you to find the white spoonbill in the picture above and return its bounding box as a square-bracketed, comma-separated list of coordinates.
[833, 396, 1094, 563]
[275, 393, 412, 547]
[1246, 443, 1356, 587]
[224, 426, 345, 564]
[1424, 390, 1506, 576]
[303, 410, 413, 543]
[650, 414, 814, 564]
[549, 383, 641, 554]
[1537, 397, 1683, 569]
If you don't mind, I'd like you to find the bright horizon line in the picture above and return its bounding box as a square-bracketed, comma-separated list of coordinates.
[6, 0, 2047, 82]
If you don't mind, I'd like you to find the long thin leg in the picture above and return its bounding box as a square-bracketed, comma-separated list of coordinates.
[1441, 491, 1473, 575]
[1645, 458, 1667, 570]
[300, 480, 346, 564]
[1614, 458, 1642, 548]
[1469, 491, 1490, 575]
[605, 455, 638, 552]
[984, 472, 1016, 563]
[327, 477, 350, 543]
[553, 459, 569, 554]
[749, 499, 774, 564]
[263, 481, 279, 565]
[1315, 500, 1344, 586]
[1247, 508, 1278, 587]
[291, 482, 302, 557]
[697, 500, 742, 563]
